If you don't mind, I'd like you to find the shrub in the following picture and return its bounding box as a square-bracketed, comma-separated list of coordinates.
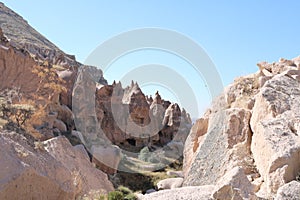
[32, 64, 66, 100]
[124, 193, 137, 200]
[1, 103, 34, 127]
[108, 191, 123, 200]
[117, 186, 132, 195]
[138, 146, 150, 162]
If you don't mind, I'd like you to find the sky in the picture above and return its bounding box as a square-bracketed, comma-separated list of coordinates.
[1, 1, 300, 118]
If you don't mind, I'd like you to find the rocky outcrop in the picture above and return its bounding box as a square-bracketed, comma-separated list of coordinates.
[0, 28, 40, 94]
[0, 3, 80, 67]
[183, 107, 253, 186]
[43, 136, 114, 195]
[212, 167, 255, 200]
[0, 131, 113, 199]
[181, 56, 300, 199]
[275, 181, 300, 200]
[250, 73, 300, 195]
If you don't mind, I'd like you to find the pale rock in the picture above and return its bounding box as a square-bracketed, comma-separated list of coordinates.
[139, 185, 215, 200]
[157, 177, 184, 190]
[0, 131, 113, 199]
[275, 181, 300, 200]
[250, 74, 300, 194]
[43, 136, 114, 196]
[212, 167, 255, 200]
[183, 115, 209, 178]
[183, 108, 253, 186]
[166, 171, 183, 178]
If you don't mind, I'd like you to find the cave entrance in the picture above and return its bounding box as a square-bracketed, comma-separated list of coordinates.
[127, 138, 136, 146]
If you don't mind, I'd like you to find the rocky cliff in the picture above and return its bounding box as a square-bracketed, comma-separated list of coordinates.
[140, 58, 300, 200]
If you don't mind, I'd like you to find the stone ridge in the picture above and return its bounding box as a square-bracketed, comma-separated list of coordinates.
[0, 2, 79, 66]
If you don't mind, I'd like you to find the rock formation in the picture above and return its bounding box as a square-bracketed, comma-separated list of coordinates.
[0, 131, 113, 199]
[140, 57, 300, 199]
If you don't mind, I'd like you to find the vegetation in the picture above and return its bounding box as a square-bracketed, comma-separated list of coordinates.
[108, 191, 123, 200]
[0, 103, 34, 127]
[32, 62, 67, 96]
[107, 186, 137, 200]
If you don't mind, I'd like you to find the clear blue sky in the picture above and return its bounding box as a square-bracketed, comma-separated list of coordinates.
[2, 1, 300, 118]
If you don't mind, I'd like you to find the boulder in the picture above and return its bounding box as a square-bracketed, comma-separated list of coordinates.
[183, 107, 253, 186]
[91, 144, 122, 174]
[250, 74, 300, 194]
[43, 136, 114, 195]
[139, 185, 215, 200]
[53, 119, 67, 132]
[0, 131, 113, 199]
[166, 171, 183, 178]
[157, 178, 184, 190]
[212, 167, 255, 200]
[275, 181, 300, 200]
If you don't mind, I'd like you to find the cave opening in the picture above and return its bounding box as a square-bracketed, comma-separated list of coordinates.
[126, 138, 136, 146]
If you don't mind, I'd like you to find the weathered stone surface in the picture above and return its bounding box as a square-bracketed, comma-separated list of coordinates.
[250, 74, 300, 194]
[0, 3, 80, 67]
[0, 36, 40, 94]
[166, 170, 183, 178]
[183, 107, 253, 186]
[139, 185, 215, 200]
[212, 167, 255, 200]
[91, 144, 122, 174]
[43, 136, 114, 195]
[157, 178, 184, 190]
[0, 131, 113, 199]
[183, 113, 209, 178]
[275, 181, 300, 200]
[53, 119, 67, 132]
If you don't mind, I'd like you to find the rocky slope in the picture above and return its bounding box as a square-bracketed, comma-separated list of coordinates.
[140, 58, 300, 199]
[0, 3, 192, 199]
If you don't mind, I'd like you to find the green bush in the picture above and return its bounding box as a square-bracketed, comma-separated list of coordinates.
[124, 193, 137, 200]
[108, 191, 123, 200]
[117, 186, 132, 195]
[138, 146, 150, 162]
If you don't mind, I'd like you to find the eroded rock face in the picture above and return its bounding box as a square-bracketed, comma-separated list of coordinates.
[250, 74, 300, 194]
[0, 31, 40, 94]
[43, 136, 114, 195]
[0, 3, 80, 67]
[0, 131, 113, 199]
[183, 107, 253, 186]
[139, 185, 215, 200]
[275, 181, 300, 200]
[94, 79, 192, 150]
[212, 167, 255, 200]
[182, 56, 300, 199]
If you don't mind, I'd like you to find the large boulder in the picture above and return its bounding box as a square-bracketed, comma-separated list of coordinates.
[0, 131, 113, 199]
[250, 73, 300, 194]
[139, 185, 215, 200]
[43, 136, 114, 195]
[212, 167, 255, 200]
[156, 178, 184, 190]
[183, 107, 253, 186]
[275, 181, 300, 200]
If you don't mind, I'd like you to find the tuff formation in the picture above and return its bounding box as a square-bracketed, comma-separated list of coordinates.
[0, 3, 192, 199]
[141, 57, 300, 199]
[1, 2, 300, 200]
[0, 131, 113, 199]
